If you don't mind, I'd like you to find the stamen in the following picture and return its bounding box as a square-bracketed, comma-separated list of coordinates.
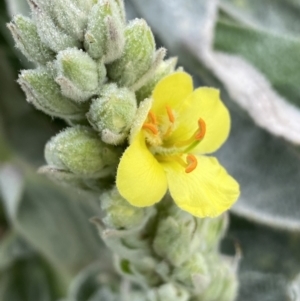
[175, 118, 206, 148]
[142, 123, 159, 135]
[195, 118, 206, 140]
[148, 111, 157, 125]
[185, 154, 198, 173]
[166, 106, 175, 123]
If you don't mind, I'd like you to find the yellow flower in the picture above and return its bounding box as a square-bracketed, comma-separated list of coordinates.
[116, 72, 239, 217]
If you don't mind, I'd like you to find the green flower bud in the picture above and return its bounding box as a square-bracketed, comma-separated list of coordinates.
[194, 258, 238, 301]
[107, 19, 155, 87]
[147, 284, 190, 301]
[52, 0, 88, 41]
[153, 206, 202, 266]
[18, 68, 87, 121]
[128, 48, 167, 92]
[115, 256, 161, 287]
[101, 187, 146, 229]
[28, 0, 80, 52]
[136, 57, 178, 102]
[45, 126, 120, 178]
[7, 15, 55, 65]
[172, 253, 210, 291]
[54, 48, 106, 102]
[198, 214, 228, 253]
[87, 83, 137, 144]
[84, 0, 125, 63]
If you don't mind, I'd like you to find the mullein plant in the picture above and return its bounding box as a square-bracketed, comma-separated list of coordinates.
[8, 0, 240, 300]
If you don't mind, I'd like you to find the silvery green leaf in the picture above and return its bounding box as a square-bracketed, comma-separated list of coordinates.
[214, 20, 300, 115]
[0, 231, 33, 271]
[0, 163, 103, 276]
[226, 216, 300, 300]
[289, 273, 300, 301]
[67, 263, 120, 301]
[127, 0, 300, 230]
[219, 0, 300, 38]
[0, 257, 52, 301]
[237, 272, 289, 301]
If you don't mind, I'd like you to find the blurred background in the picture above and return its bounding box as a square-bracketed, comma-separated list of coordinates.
[1, 0, 300, 300]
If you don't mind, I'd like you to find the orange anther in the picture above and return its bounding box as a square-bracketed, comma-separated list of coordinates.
[142, 123, 159, 135]
[166, 106, 175, 123]
[185, 154, 198, 173]
[148, 111, 157, 125]
[195, 118, 206, 140]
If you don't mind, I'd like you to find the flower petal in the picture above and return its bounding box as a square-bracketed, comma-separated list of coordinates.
[169, 88, 230, 154]
[162, 155, 240, 218]
[151, 72, 193, 115]
[116, 132, 168, 207]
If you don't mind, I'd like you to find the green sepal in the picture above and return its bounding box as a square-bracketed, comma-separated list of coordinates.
[52, 0, 88, 41]
[87, 83, 137, 144]
[84, 0, 125, 62]
[28, 0, 80, 52]
[54, 48, 106, 102]
[136, 57, 178, 102]
[7, 15, 55, 65]
[101, 187, 147, 229]
[107, 18, 156, 87]
[18, 67, 88, 121]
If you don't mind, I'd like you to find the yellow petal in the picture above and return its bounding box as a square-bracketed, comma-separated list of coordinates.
[168, 88, 230, 154]
[162, 155, 239, 218]
[116, 131, 168, 207]
[151, 72, 193, 115]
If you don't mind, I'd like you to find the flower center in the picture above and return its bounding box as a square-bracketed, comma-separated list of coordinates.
[142, 106, 206, 173]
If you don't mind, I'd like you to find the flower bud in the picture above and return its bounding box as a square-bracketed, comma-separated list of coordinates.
[136, 57, 178, 102]
[18, 68, 88, 121]
[129, 48, 166, 92]
[101, 187, 146, 230]
[84, 0, 125, 63]
[195, 258, 238, 301]
[107, 19, 155, 87]
[54, 48, 106, 102]
[172, 253, 210, 291]
[52, 0, 88, 41]
[45, 126, 120, 178]
[198, 214, 228, 253]
[7, 15, 55, 65]
[28, 0, 80, 52]
[87, 84, 137, 144]
[153, 205, 202, 266]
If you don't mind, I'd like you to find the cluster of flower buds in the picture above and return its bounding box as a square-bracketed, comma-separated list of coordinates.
[8, 0, 177, 185]
[8, 1, 239, 300]
[93, 192, 239, 301]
